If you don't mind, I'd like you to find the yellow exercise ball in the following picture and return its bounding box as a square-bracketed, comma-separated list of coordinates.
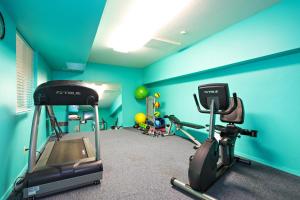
[135, 113, 146, 124]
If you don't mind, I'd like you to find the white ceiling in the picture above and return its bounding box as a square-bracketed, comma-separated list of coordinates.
[89, 0, 278, 68]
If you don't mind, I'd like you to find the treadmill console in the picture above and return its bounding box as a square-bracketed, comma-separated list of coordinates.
[34, 80, 99, 106]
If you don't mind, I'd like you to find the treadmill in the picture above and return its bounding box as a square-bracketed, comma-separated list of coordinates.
[22, 80, 103, 199]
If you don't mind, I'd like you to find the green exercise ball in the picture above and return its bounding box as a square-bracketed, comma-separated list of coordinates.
[134, 86, 149, 100]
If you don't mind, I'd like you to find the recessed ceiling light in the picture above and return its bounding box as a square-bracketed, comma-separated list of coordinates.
[180, 30, 188, 35]
[107, 0, 192, 53]
[66, 62, 86, 71]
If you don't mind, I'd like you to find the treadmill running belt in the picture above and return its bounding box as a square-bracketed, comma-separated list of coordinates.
[47, 139, 88, 166]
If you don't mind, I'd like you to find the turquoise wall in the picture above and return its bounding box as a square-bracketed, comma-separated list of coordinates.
[1, 2, 299, 200]
[0, 4, 53, 199]
[109, 94, 123, 127]
[110, 94, 122, 116]
[112, 107, 123, 128]
[147, 51, 300, 176]
[143, 0, 300, 176]
[52, 63, 145, 127]
[53, 106, 68, 133]
[100, 107, 117, 129]
[144, 0, 300, 83]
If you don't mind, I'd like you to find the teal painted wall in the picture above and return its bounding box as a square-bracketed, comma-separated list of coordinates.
[52, 63, 144, 127]
[0, 5, 18, 199]
[110, 106, 123, 128]
[147, 51, 300, 176]
[1, 4, 298, 200]
[110, 94, 122, 116]
[111, 106, 124, 126]
[116, 107, 123, 127]
[36, 53, 53, 85]
[100, 107, 117, 129]
[143, 0, 300, 175]
[144, 0, 300, 83]
[0, 4, 53, 199]
[109, 94, 123, 127]
[54, 106, 69, 133]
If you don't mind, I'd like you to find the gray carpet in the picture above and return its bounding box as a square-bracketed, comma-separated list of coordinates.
[43, 128, 300, 200]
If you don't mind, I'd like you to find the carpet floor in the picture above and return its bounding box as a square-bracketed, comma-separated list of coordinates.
[38, 128, 300, 200]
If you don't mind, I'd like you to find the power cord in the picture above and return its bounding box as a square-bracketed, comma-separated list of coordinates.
[13, 176, 24, 192]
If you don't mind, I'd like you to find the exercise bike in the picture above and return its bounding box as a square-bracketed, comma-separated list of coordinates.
[171, 83, 257, 200]
[164, 115, 204, 149]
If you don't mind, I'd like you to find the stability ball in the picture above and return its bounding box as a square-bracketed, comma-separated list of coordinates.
[135, 86, 149, 100]
[135, 113, 146, 124]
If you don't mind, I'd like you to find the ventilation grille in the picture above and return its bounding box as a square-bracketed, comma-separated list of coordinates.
[66, 62, 86, 71]
[145, 37, 181, 51]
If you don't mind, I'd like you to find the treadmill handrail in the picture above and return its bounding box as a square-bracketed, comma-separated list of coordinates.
[46, 105, 63, 140]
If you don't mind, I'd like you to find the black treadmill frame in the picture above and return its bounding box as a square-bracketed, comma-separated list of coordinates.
[23, 80, 103, 198]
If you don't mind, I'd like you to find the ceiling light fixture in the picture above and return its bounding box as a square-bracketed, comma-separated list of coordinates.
[107, 0, 192, 53]
[180, 30, 188, 35]
[66, 62, 86, 71]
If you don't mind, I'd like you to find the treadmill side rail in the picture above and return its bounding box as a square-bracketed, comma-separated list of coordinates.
[28, 106, 42, 173]
[34, 141, 55, 170]
[83, 137, 96, 158]
[94, 105, 101, 161]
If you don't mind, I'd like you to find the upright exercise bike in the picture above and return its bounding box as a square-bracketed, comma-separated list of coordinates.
[171, 83, 257, 200]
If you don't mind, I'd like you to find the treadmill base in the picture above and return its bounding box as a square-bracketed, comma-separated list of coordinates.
[23, 171, 102, 198]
